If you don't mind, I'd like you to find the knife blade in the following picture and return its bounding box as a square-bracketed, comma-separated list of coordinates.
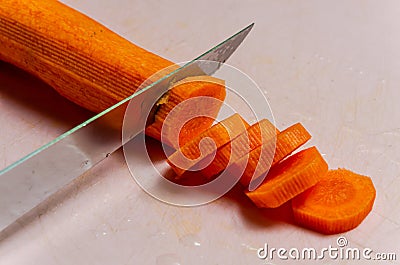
[0, 23, 254, 232]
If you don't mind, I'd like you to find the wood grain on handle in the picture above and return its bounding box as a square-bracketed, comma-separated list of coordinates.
[0, 0, 175, 113]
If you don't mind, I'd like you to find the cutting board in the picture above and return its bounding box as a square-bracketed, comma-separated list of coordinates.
[0, 0, 399, 264]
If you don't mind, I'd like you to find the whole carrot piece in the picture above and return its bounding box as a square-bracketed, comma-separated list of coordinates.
[0, 0, 176, 113]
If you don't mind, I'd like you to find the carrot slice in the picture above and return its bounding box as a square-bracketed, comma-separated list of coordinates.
[273, 123, 312, 165]
[167, 113, 249, 178]
[245, 146, 328, 208]
[146, 76, 226, 148]
[200, 119, 278, 179]
[234, 123, 311, 187]
[292, 169, 376, 234]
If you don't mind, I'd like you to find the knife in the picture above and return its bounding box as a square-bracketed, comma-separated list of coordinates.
[0, 3, 253, 231]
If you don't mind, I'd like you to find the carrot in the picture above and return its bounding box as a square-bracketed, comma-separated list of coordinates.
[234, 123, 311, 187]
[200, 119, 277, 179]
[292, 169, 376, 234]
[167, 113, 249, 178]
[245, 146, 328, 208]
[0, 0, 176, 113]
[272, 123, 312, 164]
[145, 76, 226, 148]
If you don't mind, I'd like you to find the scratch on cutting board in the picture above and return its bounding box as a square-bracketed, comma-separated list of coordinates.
[171, 209, 201, 239]
[387, 156, 400, 168]
[175, 21, 188, 30]
[38, 216, 66, 265]
[154, 204, 201, 239]
[370, 128, 400, 137]
[1, 145, 5, 168]
[375, 212, 400, 227]
[121, 17, 138, 29]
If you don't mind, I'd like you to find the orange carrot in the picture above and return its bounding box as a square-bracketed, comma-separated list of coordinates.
[145, 76, 226, 148]
[200, 119, 277, 179]
[0, 0, 176, 113]
[235, 123, 311, 187]
[245, 146, 328, 208]
[292, 168, 376, 234]
[272, 123, 312, 164]
[167, 113, 249, 178]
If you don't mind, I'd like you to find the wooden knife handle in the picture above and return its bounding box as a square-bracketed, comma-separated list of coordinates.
[0, 0, 175, 113]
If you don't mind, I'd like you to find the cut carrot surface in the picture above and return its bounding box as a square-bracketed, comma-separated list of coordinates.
[167, 113, 249, 177]
[245, 146, 328, 208]
[200, 119, 277, 179]
[235, 122, 311, 187]
[292, 169, 376, 234]
[145, 76, 226, 148]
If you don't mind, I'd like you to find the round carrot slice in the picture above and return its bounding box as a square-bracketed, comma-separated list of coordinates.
[236, 122, 311, 187]
[200, 119, 277, 179]
[292, 169, 376, 234]
[245, 146, 328, 208]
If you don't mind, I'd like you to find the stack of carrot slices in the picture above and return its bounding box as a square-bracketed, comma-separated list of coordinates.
[167, 113, 249, 178]
[200, 119, 278, 179]
[149, 82, 376, 235]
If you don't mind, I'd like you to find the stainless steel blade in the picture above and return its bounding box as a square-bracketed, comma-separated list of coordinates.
[0, 23, 254, 231]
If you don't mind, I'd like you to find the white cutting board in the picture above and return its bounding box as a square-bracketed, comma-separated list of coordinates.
[0, 1, 399, 264]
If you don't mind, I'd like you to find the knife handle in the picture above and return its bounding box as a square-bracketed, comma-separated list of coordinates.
[0, 0, 175, 113]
